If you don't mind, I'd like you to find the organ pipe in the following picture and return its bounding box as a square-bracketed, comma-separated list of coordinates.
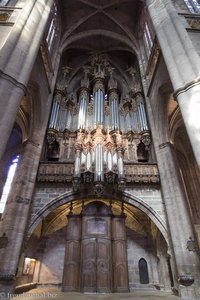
[93, 79, 105, 128]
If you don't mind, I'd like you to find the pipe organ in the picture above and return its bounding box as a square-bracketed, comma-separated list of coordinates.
[46, 54, 151, 192]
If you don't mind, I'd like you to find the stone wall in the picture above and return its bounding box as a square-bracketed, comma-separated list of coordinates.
[30, 183, 166, 228]
[35, 227, 66, 285]
[127, 229, 159, 290]
[32, 226, 161, 289]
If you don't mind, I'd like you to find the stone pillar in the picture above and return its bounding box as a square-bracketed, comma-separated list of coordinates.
[158, 252, 172, 291]
[0, 0, 53, 160]
[146, 0, 200, 169]
[155, 141, 200, 299]
[0, 135, 44, 292]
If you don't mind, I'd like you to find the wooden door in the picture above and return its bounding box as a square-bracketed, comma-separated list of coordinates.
[81, 237, 111, 293]
[63, 201, 129, 293]
[81, 238, 97, 293]
[81, 203, 112, 293]
[96, 238, 111, 292]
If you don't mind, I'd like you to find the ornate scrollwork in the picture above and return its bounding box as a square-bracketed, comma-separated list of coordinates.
[141, 131, 151, 150]
[94, 182, 105, 197]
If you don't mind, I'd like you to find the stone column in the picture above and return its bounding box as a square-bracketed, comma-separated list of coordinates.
[146, 0, 200, 169]
[0, 0, 53, 160]
[0, 134, 44, 292]
[144, 85, 200, 299]
[155, 142, 200, 299]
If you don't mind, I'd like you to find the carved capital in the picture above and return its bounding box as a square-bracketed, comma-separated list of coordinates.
[94, 182, 105, 197]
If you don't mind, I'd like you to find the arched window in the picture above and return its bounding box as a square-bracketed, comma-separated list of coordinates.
[139, 258, 149, 284]
[45, 1, 58, 53]
[184, 0, 200, 13]
[143, 22, 153, 56]
[0, 155, 19, 213]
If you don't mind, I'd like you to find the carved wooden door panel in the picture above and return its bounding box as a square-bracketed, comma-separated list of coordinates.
[81, 237, 111, 293]
[81, 238, 97, 293]
[96, 238, 111, 293]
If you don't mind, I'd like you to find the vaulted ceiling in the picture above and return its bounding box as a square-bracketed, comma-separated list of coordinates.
[60, 0, 143, 52]
[58, 0, 144, 92]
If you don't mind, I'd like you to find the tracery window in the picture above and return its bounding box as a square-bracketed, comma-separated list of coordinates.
[0, 155, 19, 213]
[184, 0, 200, 13]
[45, 1, 59, 54]
[143, 22, 153, 57]
[138, 6, 155, 59]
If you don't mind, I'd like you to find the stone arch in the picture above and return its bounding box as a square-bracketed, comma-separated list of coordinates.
[28, 189, 168, 243]
[61, 29, 138, 55]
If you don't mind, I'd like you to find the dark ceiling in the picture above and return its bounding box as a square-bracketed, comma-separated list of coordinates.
[57, 0, 144, 95]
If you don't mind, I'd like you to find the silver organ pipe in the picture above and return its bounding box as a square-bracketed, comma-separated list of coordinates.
[78, 87, 89, 130]
[72, 112, 78, 131]
[111, 101, 114, 129]
[86, 151, 91, 170]
[109, 88, 119, 131]
[49, 58, 151, 189]
[138, 105, 144, 131]
[107, 151, 112, 171]
[118, 155, 124, 177]
[140, 103, 148, 130]
[132, 111, 138, 131]
[93, 79, 105, 128]
[54, 101, 60, 130]
[66, 110, 72, 129]
[100, 90, 104, 125]
[78, 97, 85, 129]
[49, 101, 57, 128]
[95, 144, 103, 181]
[126, 111, 131, 131]
[74, 147, 81, 177]
[120, 113, 125, 132]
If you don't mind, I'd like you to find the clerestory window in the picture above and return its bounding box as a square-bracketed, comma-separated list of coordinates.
[45, 1, 58, 53]
[143, 22, 153, 57]
[184, 0, 200, 13]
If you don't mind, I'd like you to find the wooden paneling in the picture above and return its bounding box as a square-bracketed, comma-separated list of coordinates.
[62, 215, 81, 292]
[62, 202, 129, 293]
[112, 216, 129, 292]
